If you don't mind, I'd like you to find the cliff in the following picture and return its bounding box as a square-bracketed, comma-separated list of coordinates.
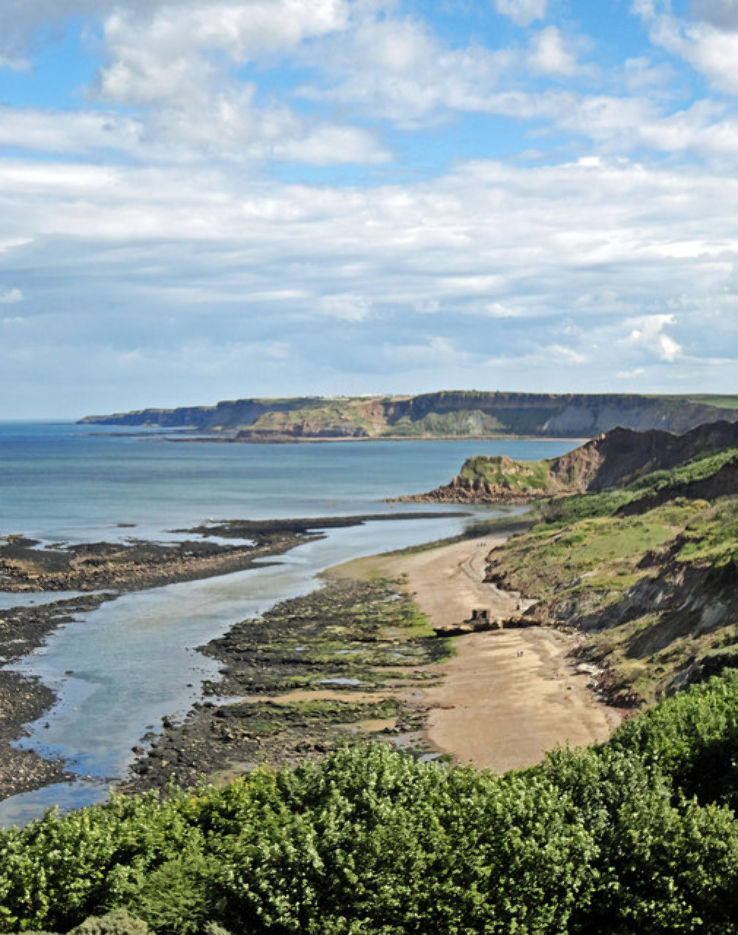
[477, 426, 738, 704]
[79, 391, 738, 440]
[410, 420, 738, 504]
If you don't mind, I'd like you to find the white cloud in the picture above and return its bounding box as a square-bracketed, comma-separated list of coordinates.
[320, 294, 373, 322]
[0, 0, 347, 60]
[483, 302, 523, 318]
[13, 0, 380, 167]
[0, 287, 24, 304]
[96, 1, 350, 106]
[494, 0, 549, 27]
[636, 99, 738, 157]
[4, 0, 738, 413]
[636, 1, 738, 95]
[622, 314, 683, 362]
[271, 126, 390, 165]
[0, 107, 143, 156]
[298, 11, 514, 125]
[528, 27, 580, 76]
[0, 89, 387, 168]
[547, 344, 588, 364]
[1, 155, 729, 394]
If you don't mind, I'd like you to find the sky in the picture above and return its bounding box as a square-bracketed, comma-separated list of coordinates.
[1, 0, 738, 418]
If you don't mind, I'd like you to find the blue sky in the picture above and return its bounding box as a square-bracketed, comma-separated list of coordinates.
[1, 0, 737, 417]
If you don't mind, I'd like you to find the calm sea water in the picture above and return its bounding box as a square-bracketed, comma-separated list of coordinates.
[0, 422, 576, 825]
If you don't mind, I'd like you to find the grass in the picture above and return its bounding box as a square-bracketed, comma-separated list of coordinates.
[490, 504, 694, 601]
[459, 454, 553, 491]
[683, 395, 738, 410]
[535, 447, 738, 526]
[677, 498, 738, 565]
[484, 437, 738, 701]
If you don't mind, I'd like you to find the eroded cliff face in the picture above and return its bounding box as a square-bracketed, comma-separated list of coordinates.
[489, 551, 738, 706]
[409, 420, 738, 504]
[474, 431, 738, 705]
[79, 391, 738, 440]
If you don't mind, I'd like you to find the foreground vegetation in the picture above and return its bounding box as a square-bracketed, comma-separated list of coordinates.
[1, 670, 738, 934]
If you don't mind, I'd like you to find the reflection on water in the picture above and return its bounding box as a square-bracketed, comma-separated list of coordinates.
[0, 512, 490, 827]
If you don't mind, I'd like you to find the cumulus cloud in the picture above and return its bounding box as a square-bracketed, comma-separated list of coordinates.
[64, 0, 390, 165]
[494, 0, 549, 27]
[0, 0, 148, 59]
[0, 0, 346, 60]
[298, 12, 511, 125]
[528, 26, 581, 76]
[3, 1, 738, 412]
[1, 152, 733, 410]
[95, 1, 350, 106]
[636, 0, 738, 94]
[622, 314, 683, 362]
[297, 10, 595, 129]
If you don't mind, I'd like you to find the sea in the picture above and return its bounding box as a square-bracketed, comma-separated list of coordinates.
[0, 422, 577, 826]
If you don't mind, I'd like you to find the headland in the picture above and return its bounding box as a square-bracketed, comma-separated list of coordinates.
[79, 390, 738, 442]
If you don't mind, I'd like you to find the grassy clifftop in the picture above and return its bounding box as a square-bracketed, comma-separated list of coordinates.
[79, 390, 738, 440]
[412, 419, 738, 503]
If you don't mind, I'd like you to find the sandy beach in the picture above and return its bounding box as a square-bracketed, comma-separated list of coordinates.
[329, 533, 620, 772]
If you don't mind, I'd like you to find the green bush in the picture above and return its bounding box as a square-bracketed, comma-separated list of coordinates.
[606, 669, 738, 806]
[2, 674, 738, 934]
[541, 745, 738, 934]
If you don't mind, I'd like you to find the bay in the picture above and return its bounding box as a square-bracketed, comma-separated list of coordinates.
[0, 423, 576, 825]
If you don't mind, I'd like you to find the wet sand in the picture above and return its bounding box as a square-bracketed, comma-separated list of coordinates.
[329, 534, 620, 772]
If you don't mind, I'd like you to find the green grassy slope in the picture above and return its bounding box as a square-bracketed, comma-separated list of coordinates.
[422, 421, 738, 504]
[485, 447, 738, 703]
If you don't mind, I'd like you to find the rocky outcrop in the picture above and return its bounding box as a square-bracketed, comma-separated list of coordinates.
[79, 391, 738, 440]
[407, 420, 738, 505]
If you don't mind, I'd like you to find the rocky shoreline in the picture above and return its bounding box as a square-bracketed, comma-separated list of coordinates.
[0, 512, 458, 803]
[0, 594, 114, 799]
[0, 532, 313, 594]
[394, 484, 535, 505]
[0, 513, 462, 594]
[122, 578, 452, 794]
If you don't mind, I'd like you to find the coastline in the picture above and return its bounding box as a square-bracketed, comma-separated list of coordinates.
[0, 595, 112, 798]
[0, 515, 620, 811]
[129, 525, 622, 791]
[164, 433, 588, 445]
[327, 532, 621, 772]
[0, 512, 463, 805]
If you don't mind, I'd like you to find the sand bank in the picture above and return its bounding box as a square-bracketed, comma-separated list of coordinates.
[329, 534, 620, 772]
